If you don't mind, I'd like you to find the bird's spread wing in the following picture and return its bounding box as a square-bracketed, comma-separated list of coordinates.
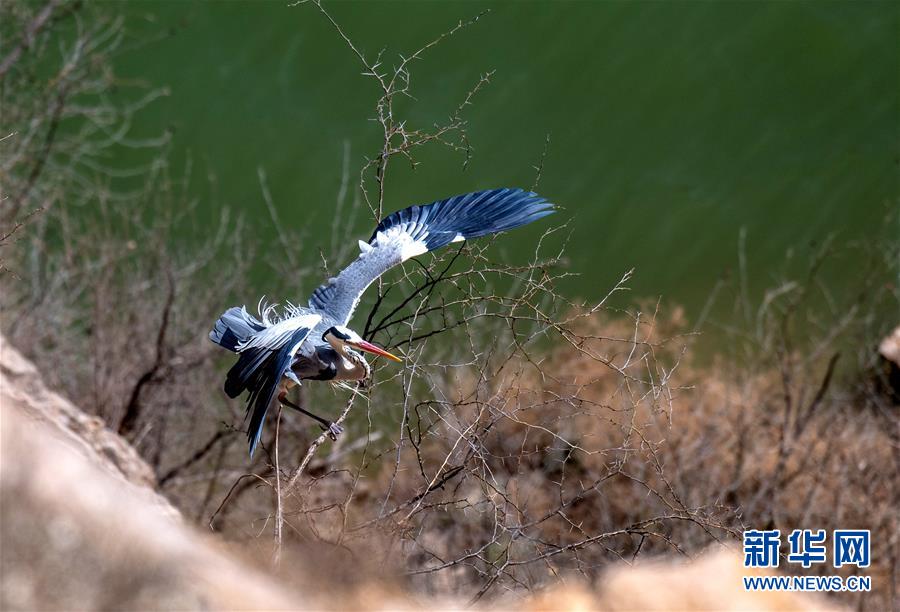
[218, 312, 321, 456]
[308, 188, 554, 324]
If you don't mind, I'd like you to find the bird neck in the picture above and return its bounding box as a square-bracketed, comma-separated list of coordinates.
[326, 337, 370, 381]
[339, 349, 369, 381]
[325, 334, 353, 357]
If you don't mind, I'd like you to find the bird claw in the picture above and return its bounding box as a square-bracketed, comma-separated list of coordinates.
[320, 422, 344, 441]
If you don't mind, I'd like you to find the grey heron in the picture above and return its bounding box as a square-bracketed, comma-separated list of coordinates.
[210, 188, 554, 456]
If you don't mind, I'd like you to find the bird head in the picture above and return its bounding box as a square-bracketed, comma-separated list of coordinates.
[323, 326, 402, 362]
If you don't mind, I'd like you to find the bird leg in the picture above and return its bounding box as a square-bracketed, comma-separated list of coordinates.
[277, 391, 343, 441]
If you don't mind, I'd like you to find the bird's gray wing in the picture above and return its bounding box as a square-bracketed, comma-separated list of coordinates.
[222, 313, 320, 406]
[308, 188, 554, 325]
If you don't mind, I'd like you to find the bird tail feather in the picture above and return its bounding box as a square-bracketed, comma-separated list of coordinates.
[243, 326, 312, 457]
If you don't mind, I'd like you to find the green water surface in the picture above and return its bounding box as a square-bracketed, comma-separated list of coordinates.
[113, 0, 898, 320]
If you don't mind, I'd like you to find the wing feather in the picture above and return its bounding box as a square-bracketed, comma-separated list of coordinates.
[308, 188, 553, 324]
[236, 313, 320, 352]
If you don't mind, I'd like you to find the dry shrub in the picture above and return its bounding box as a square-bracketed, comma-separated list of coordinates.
[256, 248, 896, 609]
[1, 348, 842, 611]
[1, 0, 254, 481]
[2, 157, 256, 486]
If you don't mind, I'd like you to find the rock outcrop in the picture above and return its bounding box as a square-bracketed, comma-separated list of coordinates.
[0, 336, 299, 610]
[0, 335, 164, 494]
